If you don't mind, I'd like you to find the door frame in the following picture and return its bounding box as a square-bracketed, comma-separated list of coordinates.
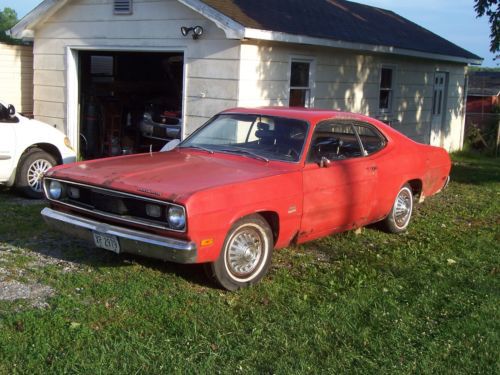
[66, 45, 187, 156]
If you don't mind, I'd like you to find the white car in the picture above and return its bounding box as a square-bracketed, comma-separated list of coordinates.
[0, 101, 76, 198]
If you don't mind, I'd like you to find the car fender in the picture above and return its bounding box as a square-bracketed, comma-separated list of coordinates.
[186, 172, 303, 262]
[11, 115, 76, 171]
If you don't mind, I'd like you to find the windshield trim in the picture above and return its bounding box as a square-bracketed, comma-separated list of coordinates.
[179, 113, 311, 164]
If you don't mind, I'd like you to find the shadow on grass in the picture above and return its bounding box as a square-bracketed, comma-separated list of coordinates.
[451, 162, 500, 185]
[7, 229, 216, 290]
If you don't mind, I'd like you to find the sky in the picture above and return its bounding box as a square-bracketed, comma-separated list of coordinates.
[0, 0, 496, 66]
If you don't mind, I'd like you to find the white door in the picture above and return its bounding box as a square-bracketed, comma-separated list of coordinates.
[430, 72, 447, 146]
[0, 119, 16, 180]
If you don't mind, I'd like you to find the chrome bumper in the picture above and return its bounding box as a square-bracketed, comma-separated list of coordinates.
[41, 207, 197, 263]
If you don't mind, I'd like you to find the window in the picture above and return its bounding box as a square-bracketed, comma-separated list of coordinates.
[352, 124, 386, 155]
[182, 114, 308, 162]
[308, 121, 363, 161]
[114, 0, 132, 15]
[308, 120, 386, 162]
[90, 55, 114, 83]
[379, 67, 394, 111]
[289, 60, 313, 107]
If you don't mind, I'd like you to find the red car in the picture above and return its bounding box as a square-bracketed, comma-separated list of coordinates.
[41, 108, 451, 290]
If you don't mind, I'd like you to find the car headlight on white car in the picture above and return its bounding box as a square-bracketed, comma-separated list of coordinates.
[167, 206, 186, 230]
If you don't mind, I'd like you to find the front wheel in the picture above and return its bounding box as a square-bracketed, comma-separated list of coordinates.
[206, 215, 273, 291]
[16, 148, 57, 199]
[382, 184, 414, 233]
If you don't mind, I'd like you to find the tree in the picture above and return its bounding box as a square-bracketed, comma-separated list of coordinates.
[474, 0, 499, 55]
[0, 7, 18, 42]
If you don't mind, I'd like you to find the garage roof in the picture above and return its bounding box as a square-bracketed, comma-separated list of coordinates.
[11, 0, 482, 65]
[195, 0, 481, 64]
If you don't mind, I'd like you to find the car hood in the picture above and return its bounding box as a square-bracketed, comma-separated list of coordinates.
[16, 113, 68, 139]
[48, 149, 296, 203]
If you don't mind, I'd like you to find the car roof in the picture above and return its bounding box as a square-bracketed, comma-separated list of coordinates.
[220, 106, 407, 142]
[222, 106, 369, 121]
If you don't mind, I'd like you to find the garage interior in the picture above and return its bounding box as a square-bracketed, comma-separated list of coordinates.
[78, 51, 184, 159]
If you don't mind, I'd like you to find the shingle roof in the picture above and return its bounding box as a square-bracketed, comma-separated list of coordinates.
[200, 0, 481, 61]
[468, 71, 500, 96]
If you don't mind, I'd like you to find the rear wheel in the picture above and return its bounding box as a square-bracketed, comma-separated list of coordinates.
[382, 184, 413, 233]
[16, 148, 57, 199]
[206, 215, 273, 291]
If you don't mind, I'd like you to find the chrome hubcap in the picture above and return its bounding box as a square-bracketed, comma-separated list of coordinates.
[226, 228, 262, 277]
[27, 159, 52, 192]
[394, 189, 412, 228]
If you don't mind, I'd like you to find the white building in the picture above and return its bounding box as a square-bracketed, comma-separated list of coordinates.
[12, 0, 482, 157]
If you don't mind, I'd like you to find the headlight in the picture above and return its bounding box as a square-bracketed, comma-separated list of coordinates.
[68, 186, 80, 199]
[48, 180, 63, 200]
[167, 206, 186, 230]
[146, 204, 161, 218]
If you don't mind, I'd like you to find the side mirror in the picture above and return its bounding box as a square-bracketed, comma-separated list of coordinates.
[7, 104, 15, 117]
[319, 156, 331, 168]
[160, 138, 180, 152]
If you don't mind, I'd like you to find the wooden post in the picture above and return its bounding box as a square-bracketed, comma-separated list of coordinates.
[496, 117, 500, 158]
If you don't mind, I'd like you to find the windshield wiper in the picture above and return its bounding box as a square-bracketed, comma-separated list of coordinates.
[179, 145, 214, 154]
[219, 148, 269, 163]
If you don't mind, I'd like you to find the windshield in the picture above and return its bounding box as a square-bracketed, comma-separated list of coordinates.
[181, 114, 308, 162]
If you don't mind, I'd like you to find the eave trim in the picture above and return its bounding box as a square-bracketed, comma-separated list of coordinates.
[243, 28, 483, 65]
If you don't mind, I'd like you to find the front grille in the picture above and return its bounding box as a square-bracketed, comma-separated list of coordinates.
[44, 178, 186, 232]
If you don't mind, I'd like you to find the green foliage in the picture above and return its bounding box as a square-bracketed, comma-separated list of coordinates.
[0, 7, 18, 43]
[474, 0, 500, 56]
[468, 66, 500, 72]
[465, 117, 500, 155]
[0, 155, 499, 373]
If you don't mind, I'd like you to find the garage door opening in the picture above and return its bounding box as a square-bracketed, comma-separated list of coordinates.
[78, 51, 184, 159]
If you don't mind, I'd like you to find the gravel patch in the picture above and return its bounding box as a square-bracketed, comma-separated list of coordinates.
[0, 280, 55, 308]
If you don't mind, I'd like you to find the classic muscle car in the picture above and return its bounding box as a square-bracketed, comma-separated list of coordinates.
[41, 107, 451, 290]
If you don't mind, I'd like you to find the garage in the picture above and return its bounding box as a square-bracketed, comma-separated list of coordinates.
[78, 51, 184, 159]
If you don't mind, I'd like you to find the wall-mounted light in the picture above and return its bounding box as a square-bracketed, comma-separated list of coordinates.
[181, 26, 204, 39]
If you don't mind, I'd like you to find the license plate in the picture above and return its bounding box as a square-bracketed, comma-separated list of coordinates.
[93, 231, 120, 253]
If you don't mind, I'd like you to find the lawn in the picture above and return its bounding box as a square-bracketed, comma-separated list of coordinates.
[0, 153, 498, 374]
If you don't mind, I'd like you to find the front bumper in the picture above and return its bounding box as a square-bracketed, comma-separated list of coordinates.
[41, 207, 197, 263]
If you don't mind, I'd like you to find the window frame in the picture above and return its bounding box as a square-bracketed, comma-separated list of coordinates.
[307, 119, 387, 163]
[288, 56, 316, 108]
[378, 65, 396, 113]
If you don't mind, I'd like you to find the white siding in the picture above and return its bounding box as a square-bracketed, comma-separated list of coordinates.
[238, 41, 467, 151]
[32, 0, 241, 137]
[0, 43, 33, 114]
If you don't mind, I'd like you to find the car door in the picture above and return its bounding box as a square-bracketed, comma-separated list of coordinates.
[300, 120, 381, 241]
[0, 113, 16, 181]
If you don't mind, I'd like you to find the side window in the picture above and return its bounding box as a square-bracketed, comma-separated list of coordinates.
[379, 66, 394, 112]
[308, 121, 363, 162]
[289, 60, 313, 107]
[0, 104, 19, 123]
[353, 124, 386, 155]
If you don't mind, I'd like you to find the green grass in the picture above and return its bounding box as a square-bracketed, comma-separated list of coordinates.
[0, 154, 499, 374]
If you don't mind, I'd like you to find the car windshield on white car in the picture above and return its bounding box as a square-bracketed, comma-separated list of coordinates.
[180, 114, 309, 162]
